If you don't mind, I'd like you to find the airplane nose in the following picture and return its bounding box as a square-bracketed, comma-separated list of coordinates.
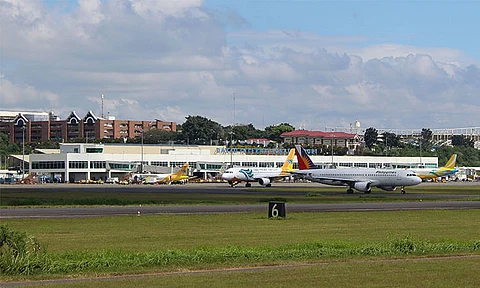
[414, 176, 422, 185]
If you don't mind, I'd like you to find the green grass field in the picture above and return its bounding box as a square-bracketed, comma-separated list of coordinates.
[1, 210, 479, 286]
[3, 210, 480, 253]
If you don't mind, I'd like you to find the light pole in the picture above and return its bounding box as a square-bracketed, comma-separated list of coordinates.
[330, 130, 335, 167]
[22, 125, 25, 180]
[231, 92, 235, 167]
[385, 134, 388, 156]
[141, 130, 144, 173]
[419, 137, 422, 165]
[331, 136, 334, 166]
[229, 131, 233, 166]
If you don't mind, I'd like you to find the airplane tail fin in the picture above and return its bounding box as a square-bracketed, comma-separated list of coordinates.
[174, 163, 189, 177]
[294, 145, 318, 170]
[280, 148, 295, 173]
[444, 154, 457, 169]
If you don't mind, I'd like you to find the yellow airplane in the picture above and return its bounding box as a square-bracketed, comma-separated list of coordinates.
[133, 163, 191, 184]
[157, 163, 191, 184]
[410, 154, 458, 180]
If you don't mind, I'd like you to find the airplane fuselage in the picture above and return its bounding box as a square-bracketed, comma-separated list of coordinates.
[131, 173, 172, 184]
[221, 167, 292, 187]
[222, 167, 284, 181]
[297, 168, 421, 192]
[410, 167, 458, 179]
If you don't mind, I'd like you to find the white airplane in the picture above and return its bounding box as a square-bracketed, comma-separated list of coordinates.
[294, 145, 422, 194]
[221, 148, 295, 187]
[410, 154, 458, 181]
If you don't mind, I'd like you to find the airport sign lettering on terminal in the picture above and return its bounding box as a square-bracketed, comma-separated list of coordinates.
[215, 148, 318, 155]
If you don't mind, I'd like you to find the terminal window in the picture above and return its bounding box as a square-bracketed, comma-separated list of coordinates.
[86, 148, 103, 153]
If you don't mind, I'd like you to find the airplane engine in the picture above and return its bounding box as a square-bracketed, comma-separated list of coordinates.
[354, 181, 372, 193]
[378, 186, 396, 191]
[258, 178, 271, 187]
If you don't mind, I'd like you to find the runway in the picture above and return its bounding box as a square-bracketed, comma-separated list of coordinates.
[2, 180, 479, 195]
[1, 201, 480, 218]
[1, 182, 479, 218]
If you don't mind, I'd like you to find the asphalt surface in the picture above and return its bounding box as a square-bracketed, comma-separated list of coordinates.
[1, 182, 479, 218]
[1, 201, 480, 218]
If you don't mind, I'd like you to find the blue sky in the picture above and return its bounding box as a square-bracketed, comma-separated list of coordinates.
[204, 0, 479, 60]
[1, 0, 479, 130]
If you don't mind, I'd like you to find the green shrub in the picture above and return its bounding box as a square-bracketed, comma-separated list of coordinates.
[389, 235, 417, 254]
[0, 225, 47, 275]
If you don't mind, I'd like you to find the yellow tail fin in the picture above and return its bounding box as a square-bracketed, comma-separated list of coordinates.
[280, 148, 295, 172]
[443, 154, 457, 169]
[174, 163, 189, 177]
[167, 163, 189, 183]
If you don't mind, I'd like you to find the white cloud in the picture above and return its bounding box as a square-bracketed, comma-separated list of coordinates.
[0, 76, 60, 109]
[129, 0, 205, 19]
[352, 43, 477, 68]
[78, 0, 104, 24]
[0, 0, 479, 130]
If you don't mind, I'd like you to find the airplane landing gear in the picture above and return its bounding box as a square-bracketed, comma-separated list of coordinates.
[245, 183, 252, 187]
[347, 188, 354, 194]
[401, 186, 406, 194]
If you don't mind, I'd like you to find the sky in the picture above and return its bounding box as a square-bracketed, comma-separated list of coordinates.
[1, 0, 479, 132]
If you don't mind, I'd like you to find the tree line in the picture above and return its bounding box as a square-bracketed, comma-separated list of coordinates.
[1, 116, 479, 167]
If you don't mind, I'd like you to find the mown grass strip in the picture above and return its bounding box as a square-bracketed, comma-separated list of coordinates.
[3, 210, 480, 253]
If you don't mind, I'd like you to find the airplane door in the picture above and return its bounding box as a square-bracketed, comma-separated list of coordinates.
[396, 172, 403, 184]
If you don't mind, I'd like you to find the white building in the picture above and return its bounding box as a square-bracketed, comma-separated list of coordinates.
[0, 110, 53, 122]
[28, 143, 438, 183]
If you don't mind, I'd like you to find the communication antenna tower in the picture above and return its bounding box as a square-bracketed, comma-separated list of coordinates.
[101, 94, 105, 118]
[233, 92, 236, 126]
[229, 92, 236, 167]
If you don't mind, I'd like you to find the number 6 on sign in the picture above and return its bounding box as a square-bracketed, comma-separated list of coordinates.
[271, 204, 278, 217]
[268, 201, 286, 218]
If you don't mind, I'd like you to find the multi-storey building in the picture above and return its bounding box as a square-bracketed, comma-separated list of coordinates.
[0, 110, 176, 144]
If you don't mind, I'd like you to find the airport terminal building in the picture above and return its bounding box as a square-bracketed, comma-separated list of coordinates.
[28, 143, 438, 183]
